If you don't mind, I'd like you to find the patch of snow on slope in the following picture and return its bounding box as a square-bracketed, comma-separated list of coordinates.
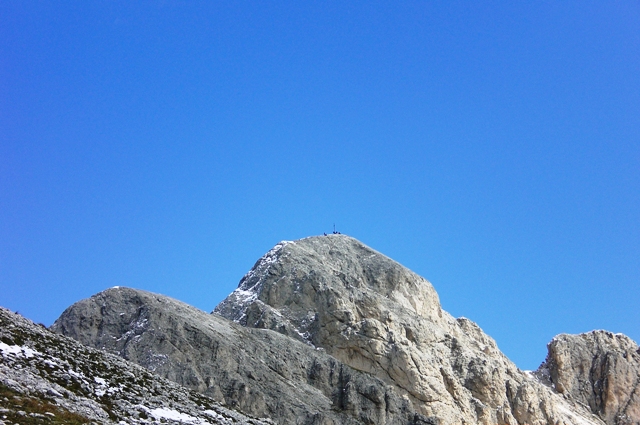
[93, 376, 121, 397]
[231, 289, 258, 305]
[116, 317, 149, 342]
[203, 409, 224, 420]
[0, 342, 39, 359]
[43, 358, 59, 368]
[239, 241, 292, 288]
[147, 406, 212, 424]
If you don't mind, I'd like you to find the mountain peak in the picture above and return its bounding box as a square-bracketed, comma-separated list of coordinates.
[213, 236, 606, 424]
[46, 235, 637, 425]
[214, 235, 443, 347]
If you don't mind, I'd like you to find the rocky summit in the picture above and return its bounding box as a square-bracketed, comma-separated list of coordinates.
[4, 235, 638, 424]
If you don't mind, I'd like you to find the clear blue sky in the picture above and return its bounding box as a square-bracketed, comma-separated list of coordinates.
[1, 2, 638, 370]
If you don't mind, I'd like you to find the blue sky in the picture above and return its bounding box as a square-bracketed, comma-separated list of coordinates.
[1, 1, 638, 370]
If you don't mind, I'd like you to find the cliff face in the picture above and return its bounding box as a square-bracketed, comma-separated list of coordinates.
[536, 331, 640, 425]
[49, 235, 638, 425]
[214, 235, 604, 425]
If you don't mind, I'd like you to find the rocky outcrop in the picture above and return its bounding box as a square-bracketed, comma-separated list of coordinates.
[536, 331, 640, 425]
[215, 235, 604, 425]
[50, 286, 426, 425]
[0, 307, 270, 425]
[50, 234, 632, 425]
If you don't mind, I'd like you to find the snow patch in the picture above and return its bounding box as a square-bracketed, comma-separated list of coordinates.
[143, 406, 214, 424]
[231, 289, 258, 305]
[116, 317, 149, 341]
[43, 359, 59, 368]
[203, 409, 223, 420]
[0, 342, 39, 359]
[239, 240, 292, 287]
[68, 369, 86, 380]
[94, 376, 109, 396]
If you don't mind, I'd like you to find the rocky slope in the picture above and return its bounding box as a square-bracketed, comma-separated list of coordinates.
[49, 235, 638, 425]
[0, 307, 270, 425]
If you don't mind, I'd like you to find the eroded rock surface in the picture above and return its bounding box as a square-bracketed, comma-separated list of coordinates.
[536, 331, 640, 425]
[0, 307, 270, 425]
[51, 234, 633, 425]
[215, 235, 604, 425]
[51, 286, 426, 425]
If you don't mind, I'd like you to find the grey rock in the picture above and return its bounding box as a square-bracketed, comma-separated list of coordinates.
[536, 331, 640, 425]
[51, 286, 422, 425]
[0, 307, 270, 424]
[216, 235, 604, 425]
[51, 234, 630, 425]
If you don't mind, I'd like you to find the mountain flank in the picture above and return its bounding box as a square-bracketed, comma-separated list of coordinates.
[50, 286, 410, 424]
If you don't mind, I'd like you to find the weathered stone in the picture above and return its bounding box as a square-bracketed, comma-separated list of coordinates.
[536, 331, 640, 425]
[51, 234, 634, 425]
[215, 235, 604, 424]
[0, 307, 270, 425]
[51, 286, 422, 424]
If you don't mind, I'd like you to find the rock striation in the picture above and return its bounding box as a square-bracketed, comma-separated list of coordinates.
[214, 235, 607, 425]
[50, 286, 423, 425]
[536, 331, 640, 425]
[0, 306, 270, 425]
[49, 235, 638, 425]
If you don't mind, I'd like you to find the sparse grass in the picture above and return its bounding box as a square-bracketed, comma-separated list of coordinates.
[0, 383, 91, 425]
[99, 395, 120, 421]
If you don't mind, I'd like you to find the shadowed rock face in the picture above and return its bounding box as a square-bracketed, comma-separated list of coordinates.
[536, 331, 640, 425]
[51, 235, 635, 425]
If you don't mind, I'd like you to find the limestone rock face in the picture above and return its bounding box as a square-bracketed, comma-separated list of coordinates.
[536, 331, 640, 425]
[0, 307, 270, 425]
[215, 235, 601, 425]
[52, 234, 630, 425]
[51, 286, 426, 425]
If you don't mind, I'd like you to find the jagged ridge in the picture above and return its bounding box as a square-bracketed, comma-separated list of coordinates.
[50, 286, 426, 425]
